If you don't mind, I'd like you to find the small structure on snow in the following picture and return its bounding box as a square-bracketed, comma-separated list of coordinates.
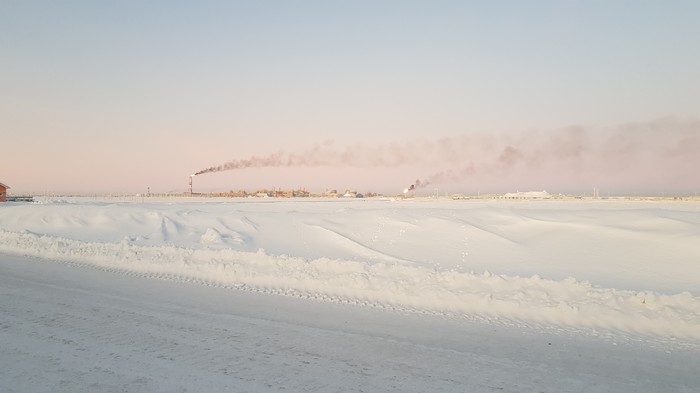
[0, 182, 9, 202]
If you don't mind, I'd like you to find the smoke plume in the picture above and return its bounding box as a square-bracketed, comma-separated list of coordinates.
[194, 118, 700, 192]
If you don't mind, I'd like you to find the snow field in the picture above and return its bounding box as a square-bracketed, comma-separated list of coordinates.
[1, 197, 699, 344]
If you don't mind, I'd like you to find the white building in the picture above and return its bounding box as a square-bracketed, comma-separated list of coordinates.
[502, 190, 552, 199]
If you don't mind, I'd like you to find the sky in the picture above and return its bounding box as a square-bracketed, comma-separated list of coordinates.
[1, 0, 699, 195]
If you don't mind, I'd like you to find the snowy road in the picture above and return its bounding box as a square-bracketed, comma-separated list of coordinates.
[2, 254, 698, 393]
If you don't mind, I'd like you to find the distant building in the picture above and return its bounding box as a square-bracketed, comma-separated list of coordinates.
[502, 190, 552, 199]
[0, 182, 9, 202]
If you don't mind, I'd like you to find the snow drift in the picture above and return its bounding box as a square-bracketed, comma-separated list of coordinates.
[1, 197, 699, 342]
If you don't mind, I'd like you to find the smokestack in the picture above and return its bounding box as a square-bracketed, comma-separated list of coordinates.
[189, 174, 195, 195]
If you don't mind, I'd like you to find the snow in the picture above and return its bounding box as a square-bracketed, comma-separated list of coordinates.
[1, 197, 700, 391]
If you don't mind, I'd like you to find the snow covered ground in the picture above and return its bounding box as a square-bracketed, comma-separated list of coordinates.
[1, 197, 699, 391]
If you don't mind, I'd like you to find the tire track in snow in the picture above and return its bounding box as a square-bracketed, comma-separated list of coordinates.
[4, 254, 696, 353]
[1, 227, 700, 347]
[4, 254, 700, 393]
[2, 267, 515, 393]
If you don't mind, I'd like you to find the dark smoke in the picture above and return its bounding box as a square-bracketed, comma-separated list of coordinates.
[194, 141, 434, 176]
[193, 118, 700, 192]
[404, 179, 425, 193]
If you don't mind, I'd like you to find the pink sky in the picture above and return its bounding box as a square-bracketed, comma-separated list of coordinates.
[3, 2, 699, 196]
[4, 117, 697, 196]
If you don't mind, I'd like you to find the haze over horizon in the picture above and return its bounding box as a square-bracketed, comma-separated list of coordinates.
[2, 1, 699, 195]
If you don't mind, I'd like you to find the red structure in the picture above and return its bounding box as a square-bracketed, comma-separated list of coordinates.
[0, 182, 9, 202]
